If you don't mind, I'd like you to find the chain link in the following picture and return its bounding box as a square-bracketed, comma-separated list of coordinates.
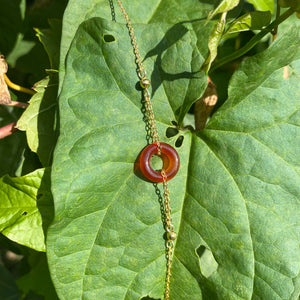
[143, 89, 161, 154]
[117, 0, 145, 78]
[162, 170, 174, 300]
[116, 1, 175, 299]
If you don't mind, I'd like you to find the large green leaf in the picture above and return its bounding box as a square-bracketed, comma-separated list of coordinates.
[0, 168, 53, 251]
[47, 6, 300, 297]
[48, 17, 204, 299]
[188, 26, 300, 299]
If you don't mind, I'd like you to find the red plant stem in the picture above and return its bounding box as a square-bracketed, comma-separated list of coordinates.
[6, 101, 29, 109]
[0, 122, 18, 139]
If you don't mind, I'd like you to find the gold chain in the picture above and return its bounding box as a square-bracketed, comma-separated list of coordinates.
[143, 88, 161, 153]
[117, 0, 161, 153]
[117, 1, 176, 299]
[162, 171, 176, 300]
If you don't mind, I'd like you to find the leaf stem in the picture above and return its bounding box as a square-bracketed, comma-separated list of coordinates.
[272, 1, 281, 41]
[210, 7, 295, 72]
[194, 76, 218, 131]
[4, 74, 35, 95]
[0, 122, 17, 139]
[5, 100, 29, 109]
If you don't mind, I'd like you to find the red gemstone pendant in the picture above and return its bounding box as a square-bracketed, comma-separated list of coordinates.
[139, 142, 180, 183]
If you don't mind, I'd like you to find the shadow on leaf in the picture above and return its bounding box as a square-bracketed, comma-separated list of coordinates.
[144, 23, 200, 98]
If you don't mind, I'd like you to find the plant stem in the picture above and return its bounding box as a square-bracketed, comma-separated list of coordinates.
[4, 74, 35, 95]
[5, 100, 29, 109]
[194, 76, 218, 131]
[210, 7, 295, 72]
[272, 1, 281, 41]
[0, 122, 17, 139]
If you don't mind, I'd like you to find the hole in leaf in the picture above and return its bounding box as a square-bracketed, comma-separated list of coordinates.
[196, 245, 218, 278]
[36, 194, 43, 200]
[103, 34, 115, 43]
[22, 211, 28, 216]
[150, 155, 163, 171]
[171, 120, 177, 126]
[166, 127, 178, 138]
[141, 297, 160, 300]
[175, 135, 184, 147]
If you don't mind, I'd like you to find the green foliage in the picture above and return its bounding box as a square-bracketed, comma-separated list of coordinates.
[17, 74, 58, 166]
[0, 0, 300, 299]
[203, 12, 227, 73]
[35, 19, 62, 70]
[0, 168, 53, 251]
[207, 0, 240, 20]
[225, 11, 272, 34]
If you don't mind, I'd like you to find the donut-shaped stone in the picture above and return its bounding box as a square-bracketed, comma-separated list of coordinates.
[139, 142, 180, 182]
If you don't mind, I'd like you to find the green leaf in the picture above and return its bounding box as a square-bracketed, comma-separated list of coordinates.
[225, 11, 272, 34]
[14, 146, 43, 177]
[0, 264, 20, 300]
[17, 252, 58, 300]
[62, 17, 205, 125]
[247, 0, 274, 12]
[203, 12, 227, 73]
[58, 0, 217, 92]
[207, 0, 240, 21]
[35, 19, 62, 70]
[210, 8, 295, 72]
[47, 9, 300, 298]
[17, 74, 58, 166]
[278, 9, 299, 35]
[195, 25, 300, 299]
[5, 0, 67, 85]
[47, 17, 204, 299]
[0, 168, 53, 252]
[0, 0, 49, 84]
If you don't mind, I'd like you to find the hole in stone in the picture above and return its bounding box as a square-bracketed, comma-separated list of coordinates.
[196, 245, 218, 278]
[166, 127, 178, 138]
[103, 34, 115, 43]
[175, 135, 184, 147]
[150, 155, 163, 171]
